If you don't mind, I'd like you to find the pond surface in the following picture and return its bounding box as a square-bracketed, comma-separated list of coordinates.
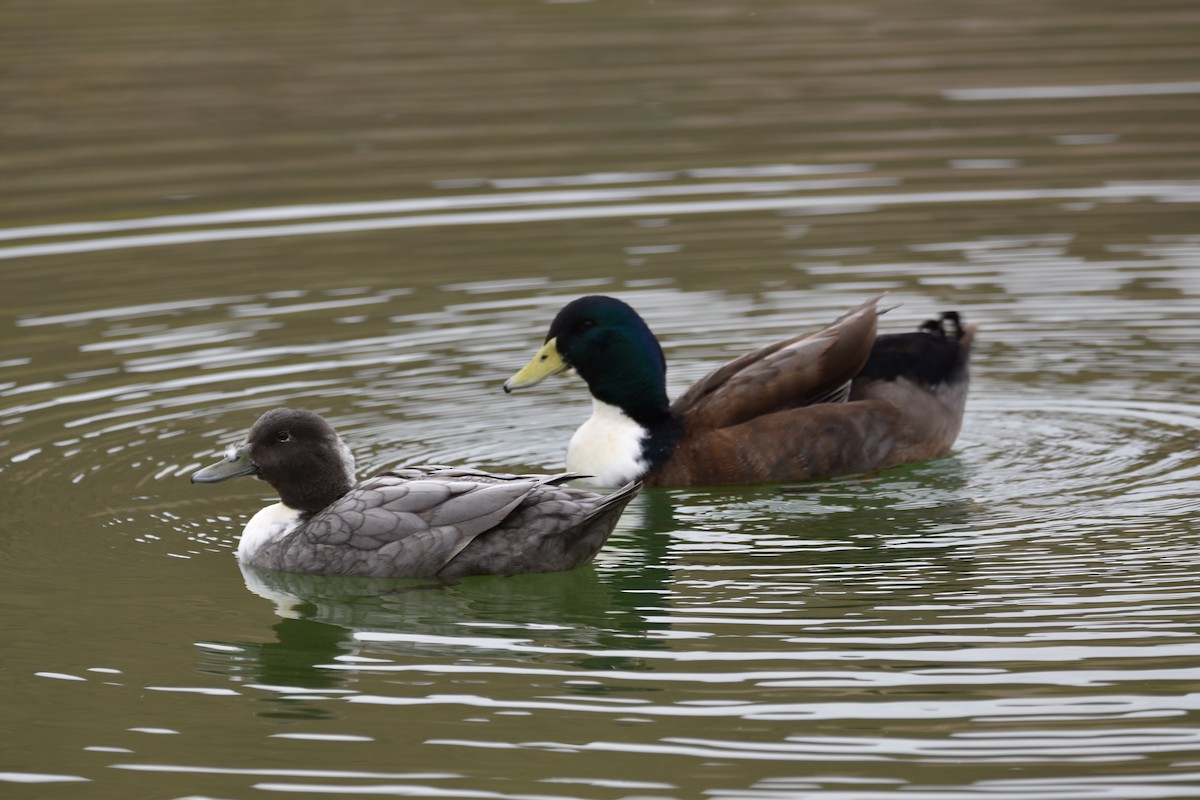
[3, 1, 1200, 798]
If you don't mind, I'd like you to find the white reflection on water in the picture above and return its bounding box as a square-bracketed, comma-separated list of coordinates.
[0, 172, 881, 243]
[715, 780, 1200, 800]
[456, 727, 1200, 760]
[3, 181, 1200, 261]
[270, 733, 375, 742]
[945, 81, 1200, 101]
[317, 661, 1200, 691]
[250, 782, 579, 798]
[110, 764, 459, 780]
[0, 772, 90, 784]
[345, 630, 1200, 667]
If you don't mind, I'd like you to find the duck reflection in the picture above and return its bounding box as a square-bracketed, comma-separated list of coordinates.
[199, 492, 677, 717]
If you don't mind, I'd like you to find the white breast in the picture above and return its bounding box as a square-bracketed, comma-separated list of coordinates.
[238, 502, 302, 563]
[566, 399, 649, 487]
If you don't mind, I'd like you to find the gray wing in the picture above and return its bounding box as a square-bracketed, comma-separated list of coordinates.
[438, 479, 641, 578]
[290, 473, 546, 577]
[386, 465, 583, 485]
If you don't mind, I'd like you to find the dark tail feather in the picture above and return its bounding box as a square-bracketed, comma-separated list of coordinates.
[858, 311, 977, 387]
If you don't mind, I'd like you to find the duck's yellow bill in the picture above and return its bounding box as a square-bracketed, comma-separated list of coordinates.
[503, 338, 567, 392]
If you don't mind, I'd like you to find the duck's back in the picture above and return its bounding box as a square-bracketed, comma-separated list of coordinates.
[669, 297, 880, 430]
[648, 301, 975, 487]
[251, 467, 639, 578]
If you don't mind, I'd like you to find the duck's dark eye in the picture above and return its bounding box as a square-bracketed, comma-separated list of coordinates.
[576, 319, 596, 333]
[275, 430, 292, 443]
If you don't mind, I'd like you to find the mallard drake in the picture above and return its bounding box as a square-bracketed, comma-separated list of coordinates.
[503, 295, 976, 487]
[191, 408, 641, 578]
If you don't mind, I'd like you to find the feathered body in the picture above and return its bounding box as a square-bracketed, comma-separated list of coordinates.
[504, 296, 976, 487]
[192, 408, 639, 578]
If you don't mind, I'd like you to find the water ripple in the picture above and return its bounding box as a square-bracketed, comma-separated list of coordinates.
[3, 181, 1199, 261]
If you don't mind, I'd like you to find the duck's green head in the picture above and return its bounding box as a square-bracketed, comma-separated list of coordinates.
[504, 295, 671, 419]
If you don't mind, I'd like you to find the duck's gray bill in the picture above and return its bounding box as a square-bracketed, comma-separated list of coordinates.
[191, 443, 258, 483]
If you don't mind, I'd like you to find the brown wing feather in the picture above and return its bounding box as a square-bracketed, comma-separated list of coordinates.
[648, 314, 977, 487]
[670, 296, 881, 431]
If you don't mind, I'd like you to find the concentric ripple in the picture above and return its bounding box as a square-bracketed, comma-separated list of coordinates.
[5, 171, 1200, 800]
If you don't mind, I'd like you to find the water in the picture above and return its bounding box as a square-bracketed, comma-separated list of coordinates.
[3, 1, 1200, 798]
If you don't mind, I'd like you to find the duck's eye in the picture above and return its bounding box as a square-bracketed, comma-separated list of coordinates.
[576, 319, 596, 333]
[275, 430, 292, 443]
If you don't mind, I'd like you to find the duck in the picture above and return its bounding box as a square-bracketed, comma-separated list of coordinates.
[190, 407, 641, 578]
[503, 295, 976, 488]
